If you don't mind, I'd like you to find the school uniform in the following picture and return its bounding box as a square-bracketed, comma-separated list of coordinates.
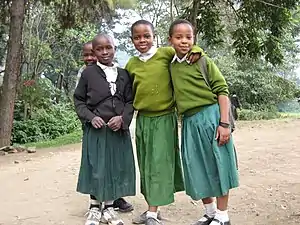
[170, 53, 239, 200]
[125, 46, 185, 206]
[74, 62, 136, 202]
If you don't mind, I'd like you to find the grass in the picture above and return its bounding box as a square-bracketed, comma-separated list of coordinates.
[23, 129, 82, 149]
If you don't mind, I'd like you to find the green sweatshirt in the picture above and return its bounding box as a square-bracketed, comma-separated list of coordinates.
[126, 46, 203, 117]
[170, 55, 228, 116]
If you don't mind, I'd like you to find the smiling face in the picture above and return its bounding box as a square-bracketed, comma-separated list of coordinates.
[131, 24, 155, 54]
[169, 23, 194, 58]
[82, 43, 97, 65]
[92, 35, 115, 66]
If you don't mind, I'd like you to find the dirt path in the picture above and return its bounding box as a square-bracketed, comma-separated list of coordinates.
[1, 119, 300, 225]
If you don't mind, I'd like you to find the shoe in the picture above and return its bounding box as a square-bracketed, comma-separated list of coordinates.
[211, 218, 231, 225]
[191, 215, 214, 225]
[85, 208, 102, 225]
[132, 211, 162, 224]
[145, 217, 162, 225]
[101, 207, 124, 225]
[113, 198, 134, 212]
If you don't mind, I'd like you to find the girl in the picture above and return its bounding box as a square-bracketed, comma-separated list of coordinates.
[74, 34, 136, 225]
[168, 19, 239, 225]
[125, 19, 201, 225]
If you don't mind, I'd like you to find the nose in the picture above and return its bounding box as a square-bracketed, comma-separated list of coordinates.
[181, 38, 188, 43]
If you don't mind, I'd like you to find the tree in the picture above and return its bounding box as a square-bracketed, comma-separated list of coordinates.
[181, 0, 300, 65]
[0, 0, 134, 147]
[0, 0, 25, 147]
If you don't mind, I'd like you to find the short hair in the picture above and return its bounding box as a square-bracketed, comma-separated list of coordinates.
[83, 41, 92, 49]
[131, 19, 155, 36]
[169, 19, 194, 37]
[92, 33, 115, 49]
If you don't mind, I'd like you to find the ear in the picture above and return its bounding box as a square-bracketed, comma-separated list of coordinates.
[168, 37, 173, 46]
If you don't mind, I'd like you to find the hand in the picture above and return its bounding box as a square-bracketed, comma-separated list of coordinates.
[187, 52, 201, 64]
[215, 126, 231, 146]
[91, 116, 106, 129]
[108, 116, 123, 131]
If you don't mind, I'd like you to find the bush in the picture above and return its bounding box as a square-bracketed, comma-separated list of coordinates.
[238, 109, 280, 121]
[12, 103, 80, 144]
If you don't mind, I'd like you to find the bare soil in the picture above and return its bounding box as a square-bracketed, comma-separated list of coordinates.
[0, 119, 300, 225]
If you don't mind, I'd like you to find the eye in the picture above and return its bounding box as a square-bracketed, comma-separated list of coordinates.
[133, 36, 139, 40]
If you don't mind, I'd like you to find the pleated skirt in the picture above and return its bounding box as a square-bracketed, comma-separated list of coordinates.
[135, 112, 184, 206]
[181, 104, 239, 200]
[77, 124, 136, 202]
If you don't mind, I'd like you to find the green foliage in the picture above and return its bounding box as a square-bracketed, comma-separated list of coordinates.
[12, 104, 80, 144]
[24, 127, 82, 148]
[239, 109, 280, 121]
[181, 0, 300, 65]
[214, 53, 299, 110]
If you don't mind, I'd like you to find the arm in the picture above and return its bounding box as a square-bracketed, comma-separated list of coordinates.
[218, 95, 230, 123]
[121, 71, 134, 130]
[73, 72, 96, 122]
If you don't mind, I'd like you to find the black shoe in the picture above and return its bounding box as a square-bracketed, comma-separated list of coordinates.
[212, 218, 231, 225]
[191, 215, 214, 225]
[113, 198, 134, 213]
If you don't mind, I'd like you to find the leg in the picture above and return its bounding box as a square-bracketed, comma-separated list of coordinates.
[210, 193, 231, 225]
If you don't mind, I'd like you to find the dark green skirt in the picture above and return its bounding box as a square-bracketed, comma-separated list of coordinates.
[77, 124, 136, 202]
[181, 104, 239, 200]
[136, 112, 184, 206]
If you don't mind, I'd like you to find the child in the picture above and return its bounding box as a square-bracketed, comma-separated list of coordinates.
[125, 19, 201, 225]
[168, 19, 239, 225]
[76, 40, 134, 214]
[75, 41, 97, 87]
[74, 34, 136, 225]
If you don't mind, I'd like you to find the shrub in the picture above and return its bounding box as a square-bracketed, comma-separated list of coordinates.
[12, 103, 80, 144]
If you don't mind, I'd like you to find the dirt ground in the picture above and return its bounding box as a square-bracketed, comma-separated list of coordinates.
[0, 119, 300, 225]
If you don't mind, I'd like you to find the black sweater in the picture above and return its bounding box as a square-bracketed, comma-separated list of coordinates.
[74, 64, 134, 130]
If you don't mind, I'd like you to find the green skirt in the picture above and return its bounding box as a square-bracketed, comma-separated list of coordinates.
[136, 112, 184, 206]
[181, 104, 239, 200]
[77, 124, 136, 202]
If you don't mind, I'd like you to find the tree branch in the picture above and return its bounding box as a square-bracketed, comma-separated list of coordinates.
[255, 0, 286, 9]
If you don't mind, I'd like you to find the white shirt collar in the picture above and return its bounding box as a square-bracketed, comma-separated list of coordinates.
[96, 61, 118, 70]
[138, 46, 157, 62]
[171, 54, 190, 64]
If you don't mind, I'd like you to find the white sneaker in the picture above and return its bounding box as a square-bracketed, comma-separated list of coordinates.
[85, 208, 102, 225]
[101, 207, 124, 225]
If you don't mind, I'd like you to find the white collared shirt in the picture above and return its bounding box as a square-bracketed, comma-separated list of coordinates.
[138, 46, 158, 62]
[171, 54, 190, 64]
[97, 61, 118, 95]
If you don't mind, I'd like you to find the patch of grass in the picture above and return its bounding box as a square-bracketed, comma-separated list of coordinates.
[279, 112, 300, 119]
[24, 128, 82, 149]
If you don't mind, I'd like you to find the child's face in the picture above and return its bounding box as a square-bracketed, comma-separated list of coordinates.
[131, 24, 154, 54]
[82, 44, 97, 65]
[92, 36, 115, 66]
[169, 23, 194, 58]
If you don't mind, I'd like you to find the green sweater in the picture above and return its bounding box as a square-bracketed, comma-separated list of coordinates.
[170, 56, 228, 116]
[126, 47, 175, 116]
[126, 46, 203, 116]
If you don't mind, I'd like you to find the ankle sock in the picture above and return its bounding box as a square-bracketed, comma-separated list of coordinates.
[204, 202, 217, 218]
[146, 211, 158, 219]
[210, 209, 229, 224]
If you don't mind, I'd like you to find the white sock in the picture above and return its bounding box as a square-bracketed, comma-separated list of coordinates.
[204, 202, 217, 218]
[90, 199, 100, 206]
[210, 209, 229, 224]
[104, 200, 114, 206]
[146, 211, 158, 219]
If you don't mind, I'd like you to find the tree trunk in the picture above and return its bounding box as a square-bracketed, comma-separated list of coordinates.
[0, 0, 25, 147]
